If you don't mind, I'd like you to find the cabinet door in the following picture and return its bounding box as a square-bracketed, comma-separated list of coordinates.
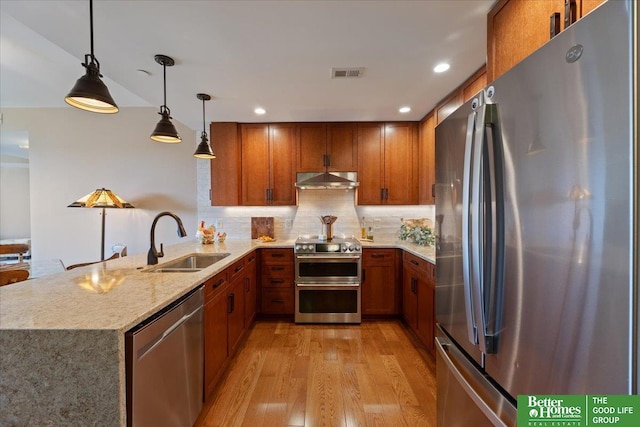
[297, 123, 327, 172]
[327, 123, 357, 171]
[269, 124, 298, 205]
[210, 123, 241, 206]
[580, 0, 605, 17]
[403, 265, 418, 330]
[357, 123, 384, 205]
[244, 252, 257, 327]
[227, 277, 245, 356]
[384, 122, 417, 205]
[487, 0, 564, 81]
[241, 124, 270, 205]
[418, 113, 435, 205]
[416, 271, 435, 353]
[204, 285, 228, 399]
[361, 249, 400, 315]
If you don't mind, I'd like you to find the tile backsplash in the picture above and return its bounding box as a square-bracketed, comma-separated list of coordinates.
[197, 160, 434, 240]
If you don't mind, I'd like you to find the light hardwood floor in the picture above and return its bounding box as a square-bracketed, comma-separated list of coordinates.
[196, 320, 437, 427]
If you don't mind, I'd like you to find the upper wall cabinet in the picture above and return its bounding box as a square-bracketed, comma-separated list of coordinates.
[487, 0, 606, 81]
[241, 123, 298, 206]
[357, 122, 418, 205]
[418, 112, 435, 205]
[210, 122, 241, 206]
[297, 123, 358, 172]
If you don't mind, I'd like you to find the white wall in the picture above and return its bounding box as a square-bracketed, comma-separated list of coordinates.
[0, 158, 30, 239]
[1, 107, 198, 266]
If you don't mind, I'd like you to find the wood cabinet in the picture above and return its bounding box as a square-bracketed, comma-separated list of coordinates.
[402, 252, 436, 353]
[361, 248, 401, 315]
[203, 271, 229, 399]
[259, 248, 294, 315]
[241, 123, 297, 206]
[209, 122, 241, 206]
[418, 113, 436, 205]
[244, 251, 257, 327]
[298, 123, 358, 172]
[357, 122, 418, 205]
[487, 0, 606, 81]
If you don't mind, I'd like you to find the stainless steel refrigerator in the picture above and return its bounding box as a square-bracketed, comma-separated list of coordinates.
[434, 1, 638, 425]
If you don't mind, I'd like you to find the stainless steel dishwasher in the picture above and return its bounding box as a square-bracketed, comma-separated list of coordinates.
[126, 286, 203, 427]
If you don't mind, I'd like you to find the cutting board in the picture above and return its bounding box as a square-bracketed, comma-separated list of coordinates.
[251, 217, 274, 239]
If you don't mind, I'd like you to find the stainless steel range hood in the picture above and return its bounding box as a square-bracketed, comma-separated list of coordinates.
[295, 172, 359, 190]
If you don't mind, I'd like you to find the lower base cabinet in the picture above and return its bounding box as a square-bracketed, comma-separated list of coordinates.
[403, 252, 436, 353]
[204, 251, 257, 399]
[361, 248, 401, 315]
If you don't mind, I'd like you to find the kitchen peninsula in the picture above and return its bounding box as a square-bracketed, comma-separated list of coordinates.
[0, 238, 433, 426]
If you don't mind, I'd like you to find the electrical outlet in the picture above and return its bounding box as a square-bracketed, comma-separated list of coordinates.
[216, 219, 224, 229]
[285, 218, 293, 229]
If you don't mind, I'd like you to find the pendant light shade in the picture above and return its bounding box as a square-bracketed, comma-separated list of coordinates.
[193, 93, 216, 159]
[65, 0, 118, 114]
[150, 54, 181, 143]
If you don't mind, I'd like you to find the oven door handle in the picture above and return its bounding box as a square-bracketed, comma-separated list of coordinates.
[296, 282, 360, 288]
[295, 255, 361, 260]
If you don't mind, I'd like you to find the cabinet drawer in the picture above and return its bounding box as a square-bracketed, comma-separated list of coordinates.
[363, 248, 396, 264]
[262, 263, 293, 277]
[261, 274, 293, 288]
[403, 252, 433, 275]
[204, 271, 228, 302]
[228, 258, 247, 282]
[261, 289, 294, 314]
[260, 248, 293, 265]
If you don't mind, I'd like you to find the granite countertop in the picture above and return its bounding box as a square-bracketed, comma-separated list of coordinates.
[0, 237, 433, 332]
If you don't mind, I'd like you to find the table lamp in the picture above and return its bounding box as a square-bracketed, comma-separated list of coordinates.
[68, 188, 134, 260]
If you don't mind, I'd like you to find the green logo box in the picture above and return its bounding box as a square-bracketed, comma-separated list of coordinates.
[518, 395, 640, 426]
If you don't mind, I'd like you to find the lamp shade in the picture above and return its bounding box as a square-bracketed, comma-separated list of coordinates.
[150, 110, 181, 143]
[68, 188, 134, 209]
[194, 134, 216, 159]
[65, 62, 118, 114]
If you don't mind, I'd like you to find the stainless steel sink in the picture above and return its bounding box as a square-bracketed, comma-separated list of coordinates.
[144, 253, 230, 273]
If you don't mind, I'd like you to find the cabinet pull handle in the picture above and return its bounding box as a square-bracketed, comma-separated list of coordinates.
[235, 264, 245, 273]
[411, 277, 417, 294]
[248, 255, 256, 262]
[271, 279, 285, 284]
[371, 253, 384, 258]
[410, 259, 419, 266]
[550, 12, 561, 39]
[564, 0, 576, 29]
[431, 183, 436, 199]
[272, 266, 285, 271]
[212, 278, 225, 289]
[228, 293, 234, 313]
[245, 277, 250, 292]
[271, 299, 285, 303]
[271, 253, 285, 258]
[380, 188, 385, 201]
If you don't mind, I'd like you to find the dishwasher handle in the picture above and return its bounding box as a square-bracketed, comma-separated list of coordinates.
[137, 304, 202, 361]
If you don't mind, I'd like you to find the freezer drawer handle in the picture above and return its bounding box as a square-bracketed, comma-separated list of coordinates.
[436, 337, 508, 427]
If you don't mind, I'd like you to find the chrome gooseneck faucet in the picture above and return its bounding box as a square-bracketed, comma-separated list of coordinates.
[147, 211, 187, 265]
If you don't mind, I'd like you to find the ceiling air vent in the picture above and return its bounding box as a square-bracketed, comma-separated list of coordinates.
[331, 67, 364, 79]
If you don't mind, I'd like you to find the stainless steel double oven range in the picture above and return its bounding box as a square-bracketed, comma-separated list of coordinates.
[294, 236, 362, 323]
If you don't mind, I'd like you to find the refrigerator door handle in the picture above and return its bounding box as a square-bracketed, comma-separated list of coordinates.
[436, 336, 510, 427]
[462, 110, 479, 345]
[470, 104, 486, 353]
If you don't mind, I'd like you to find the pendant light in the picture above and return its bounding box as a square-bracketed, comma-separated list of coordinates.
[193, 93, 216, 159]
[65, 0, 118, 114]
[150, 54, 181, 143]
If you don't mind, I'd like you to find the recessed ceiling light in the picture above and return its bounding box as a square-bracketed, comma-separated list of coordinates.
[399, 106, 411, 113]
[434, 63, 450, 73]
[254, 107, 266, 115]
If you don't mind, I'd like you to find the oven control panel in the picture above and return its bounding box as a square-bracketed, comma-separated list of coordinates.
[295, 239, 361, 254]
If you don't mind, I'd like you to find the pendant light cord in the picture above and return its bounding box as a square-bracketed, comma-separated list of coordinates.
[163, 63, 167, 110]
[202, 98, 206, 136]
[89, 0, 94, 60]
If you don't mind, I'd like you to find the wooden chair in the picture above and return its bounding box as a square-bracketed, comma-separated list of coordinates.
[0, 269, 30, 286]
[0, 243, 30, 262]
[65, 246, 127, 270]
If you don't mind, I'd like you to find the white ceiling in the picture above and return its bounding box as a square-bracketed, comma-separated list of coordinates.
[0, 0, 494, 135]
